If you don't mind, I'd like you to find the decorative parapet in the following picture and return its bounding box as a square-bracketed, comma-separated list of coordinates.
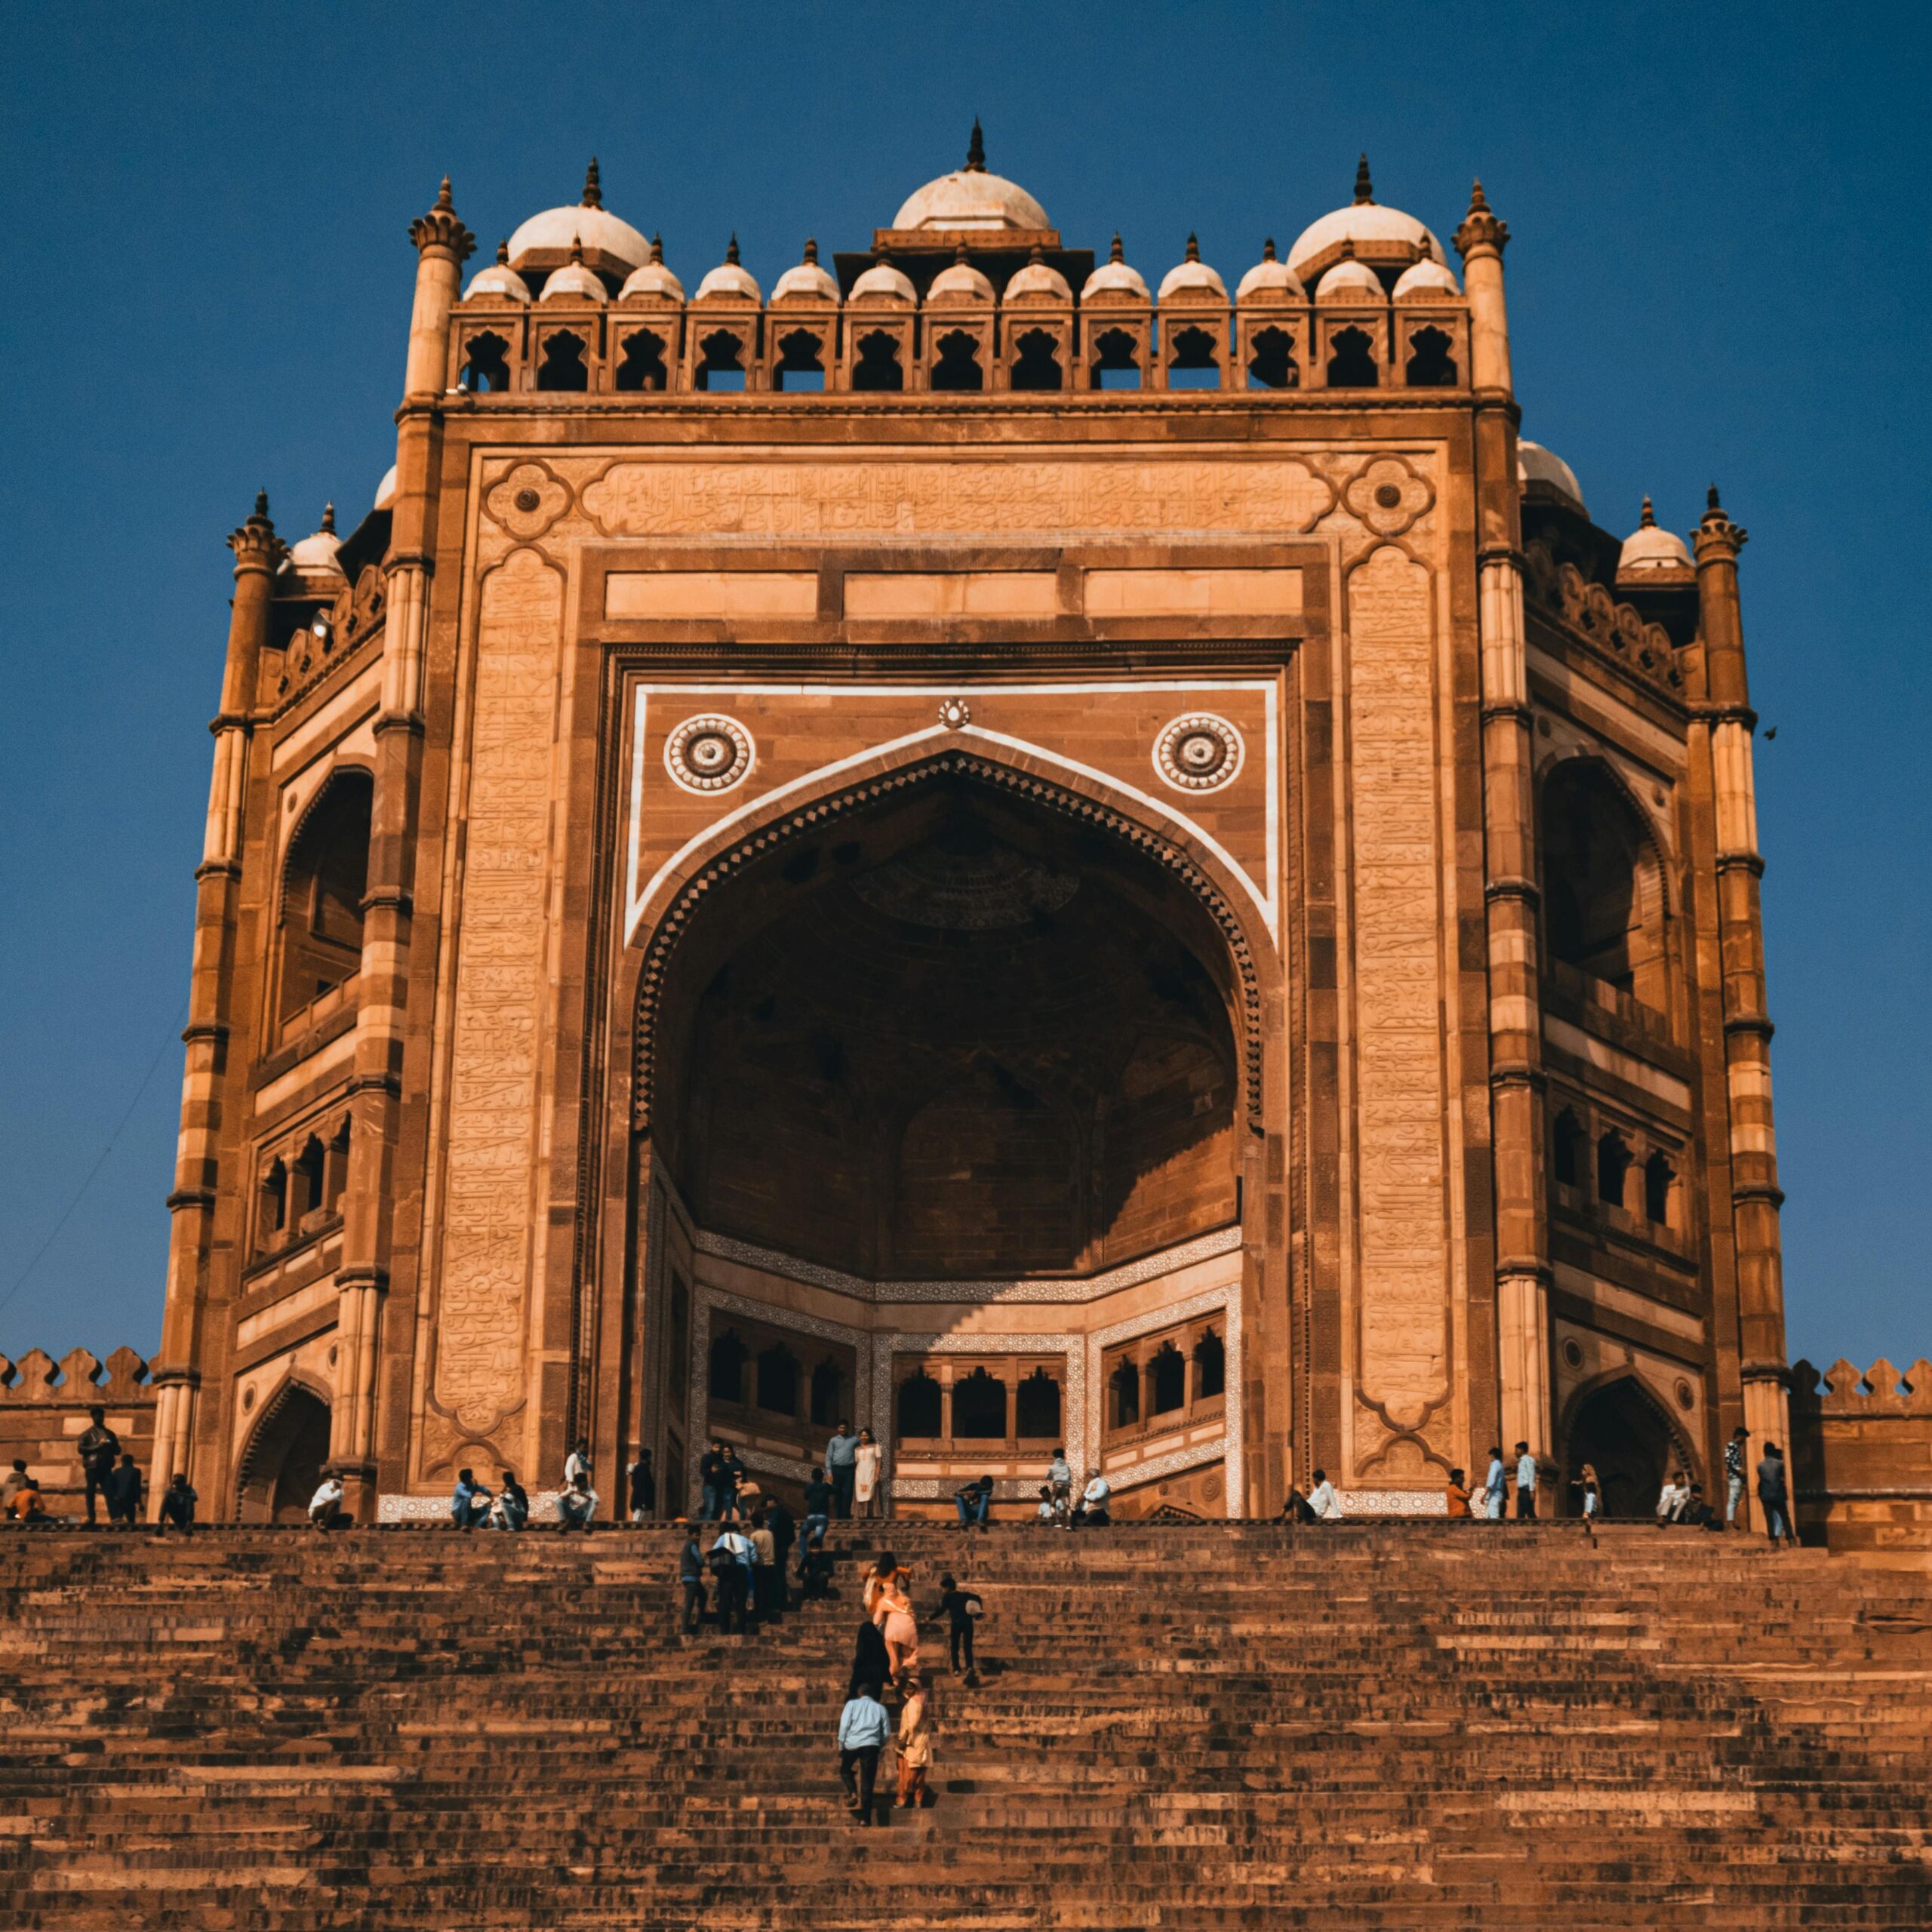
[0, 1346, 158, 1516]
[1523, 540, 1684, 699]
[1791, 1356, 1932, 1415]
[1789, 1354, 1932, 1571]
[0, 1346, 153, 1402]
[272, 562, 386, 710]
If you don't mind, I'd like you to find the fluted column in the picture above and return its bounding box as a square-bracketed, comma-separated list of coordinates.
[1694, 489, 1791, 1470]
[328, 178, 472, 1518]
[1456, 183, 1552, 1463]
[151, 493, 285, 1515]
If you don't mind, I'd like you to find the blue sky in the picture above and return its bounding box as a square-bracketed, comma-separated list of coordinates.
[0, 2, 1924, 1375]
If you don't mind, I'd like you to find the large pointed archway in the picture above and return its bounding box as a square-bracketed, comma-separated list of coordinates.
[626, 751, 1278, 1520]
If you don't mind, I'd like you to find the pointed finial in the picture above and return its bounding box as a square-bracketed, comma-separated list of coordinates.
[1029, 243, 1044, 263]
[1185, 232, 1200, 262]
[966, 117, 986, 172]
[496, 238, 509, 265]
[254, 489, 270, 519]
[726, 232, 740, 265]
[1263, 236, 1277, 261]
[1354, 154, 1374, 205]
[570, 234, 584, 263]
[804, 236, 819, 264]
[435, 175, 454, 212]
[1453, 179, 1509, 262]
[1639, 495, 1656, 528]
[955, 242, 969, 263]
[582, 158, 603, 208]
[650, 232, 663, 263]
[1109, 232, 1124, 263]
[1469, 178, 1491, 214]
[411, 177, 475, 261]
[321, 502, 336, 534]
[1707, 483, 1721, 511]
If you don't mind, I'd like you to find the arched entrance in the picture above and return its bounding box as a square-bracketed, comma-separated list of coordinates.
[632, 753, 1269, 1518]
[1563, 1375, 1690, 1519]
[236, 1382, 333, 1523]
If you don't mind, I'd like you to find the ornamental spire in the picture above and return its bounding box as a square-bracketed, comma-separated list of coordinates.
[1263, 236, 1277, 261]
[1639, 495, 1657, 528]
[1354, 154, 1374, 205]
[1109, 232, 1124, 263]
[1452, 177, 1509, 261]
[1185, 232, 1200, 262]
[726, 232, 740, 266]
[408, 174, 475, 262]
[228, 489, 285, 571]
[804, 237, 819, 264]
[965, 116, 986, 173]
[582, 158, 602, 208]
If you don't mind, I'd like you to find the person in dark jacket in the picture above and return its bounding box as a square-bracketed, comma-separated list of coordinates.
[77, 1407, 121, 1526]
[937, 1571, 984, 1684]
[678, 1527, 707, 1633]
[105, 1454, 143, 1527]
[764, 1495, 795, 1614]
[156, 1473, 197, 1533]
[1756, 1443, 1792, 1548]
[850, 1613, 892, 1700]
[628, 1449, 656, 1524]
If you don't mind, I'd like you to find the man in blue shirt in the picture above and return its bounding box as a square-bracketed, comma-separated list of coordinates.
[1483, 1447, 1507, 1521]
[1513, 1442, 1538, 1521]
[451, 1467, 491, 1530]
[825, 1421, 859, 1521]
[836, 1681, 891, 1823]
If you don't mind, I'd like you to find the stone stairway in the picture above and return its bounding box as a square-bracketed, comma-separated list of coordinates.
[2, 1521, 1930, 1928]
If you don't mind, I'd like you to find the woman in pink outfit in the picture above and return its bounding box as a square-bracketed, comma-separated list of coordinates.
[875, 1567, 920, 1686]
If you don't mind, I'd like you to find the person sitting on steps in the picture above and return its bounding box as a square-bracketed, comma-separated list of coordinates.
[451, 1467, 491, 1530]
[1444, 1469, 1474, 1521]
[556, 1469, 598, 1534]
[491, 1469, 529, 1531]
[308, 1474, 346, 1530]
[1306, 1469, 1343, 1521]
[1278, 1481, 1318, 1524]
[156, 1472, 196, 1534]
[1072, 1468, 1111, 1527]
[954, 1474, 992, 1531]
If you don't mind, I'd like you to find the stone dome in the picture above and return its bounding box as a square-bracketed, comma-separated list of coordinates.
[1287, 156, 1445, 284]
[465, 242, 531, 303]
[1235, 239, 1305, 303]
[771, 240, 838, 303]
[1156, 235, 1226, 301]
[850, 257, 917, 303]
[374, 464, 398, 511]
[538, 241, 605, 303]
[694, 236, 761, 303]
[928, 249, 995, 303]
[507, 161, 648, 275]
[1518, 438, 1588, 515]
[1081, 235, 1149, 303]
[1392, 256, 1460, 302]
[893, 122, 1049, 232]
[1315, 255, 1383, 303]
[285, 506, 344, 578]
[1618, 498, 1693, 571]
[618, 236, 684, 303]
[1004, 247, 1071, 301]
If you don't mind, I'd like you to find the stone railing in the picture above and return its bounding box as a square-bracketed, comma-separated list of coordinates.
[0, 1346, 157, 1518]
[1789, 1355, 1932, 1569]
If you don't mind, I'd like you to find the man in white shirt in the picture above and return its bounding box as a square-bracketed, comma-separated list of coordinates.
[1075, 1469, 1111, 1527]
[710, 1523, 754, 1632]
[1306, 1469, 1343, 1520]
[1655, 1473, 1683, 1525]
[1514, 1442, 1539, 1521]
[308, 1475, 345, 1531]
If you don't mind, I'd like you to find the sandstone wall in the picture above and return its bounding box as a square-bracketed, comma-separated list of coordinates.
[0, 1348, 156, 1518]
[1791, 1355, 1932, 1569]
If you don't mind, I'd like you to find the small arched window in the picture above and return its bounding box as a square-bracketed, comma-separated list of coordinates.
[278, 770, 372, 1026]
[852, 330, 904, 392]
[1110, 1356, 1140, 1429]
[695, 330, 746, 392]
[1597, 1133, 1632, 1209]
[1090, 327, 1140, 390]
[809, 1357, 844, 1427]
[1010, 328, 1063, 392]
[897, 1370, 942, 1438]
[774, 328, 826, 392]
[460, 331, 512, 392]
[292, 1137, 325, 1225]
[755, 1343, 799, 1417]
[1326, 326, 1379, 387]
[931, 329, 983, 392]
[1540, 761, 1668, 1011]
[1404, 326, 1457, 387]
[323, 1117, 351, 1211]
[1193, 1329, 1226, 1400]
[1246, 326, 1297, 390]
[1149, 1342, 1186, 1414]
[1015, 1368, 1061, 1439]
[614, 329, 668, 392]
[708, 1328, 748, 1405]
[1552, 1109, 1584, 1189]
[1644, 1152, 1675, 1226]
[950, 1367, 1008, 1439]
[1166, 325, 1221, 389]
[535, 331, 589, 392]
[260, 1159, 289, 1243]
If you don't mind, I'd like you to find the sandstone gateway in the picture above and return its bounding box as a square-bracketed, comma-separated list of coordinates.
[155, 143, 1795, 1530]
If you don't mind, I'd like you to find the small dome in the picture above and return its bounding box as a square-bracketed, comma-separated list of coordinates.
[374, 464, 398, 511]
[1081, 234, 1149, 303]
[893, 121, 1049, 232]
[1004, 246, 1070, 302]
[1157, 235, 1226, 301]
[1518, 438, 1588, 515]
[1618, 498, 1692, 571]
[694, 235, 760, 303]
[465, 241, 531, 302]
[618, 235, 685, 303]
[1392, 256, 1460, 302]
[771, 238, 838, 303]
[851, 255, 916, 303]
[540, 240, 605, 303]
[1235, 238, 1306, 303]
[928, 247, 995, 303]
[507, 160, 649, 275]
[285, 506, 344, 578]
[1315, 254, 1382, 303]
[1287, 155, 1444, 283]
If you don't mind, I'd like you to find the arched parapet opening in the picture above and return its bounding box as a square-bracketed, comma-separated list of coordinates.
[1558, 1367, 1701, 1520]
[234, 1372, 334, 1523]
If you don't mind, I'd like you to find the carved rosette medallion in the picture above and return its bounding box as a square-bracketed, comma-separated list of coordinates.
[482, 460, 571, 540]
[664, 714, 754, 793]
[1343, 455, 1434, 538]
[1154, 714, 1244, 794]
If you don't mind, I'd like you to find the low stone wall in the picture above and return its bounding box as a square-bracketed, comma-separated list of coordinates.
[0, 1348, 157, 1518]
[1791, 1355, 1932, 1570]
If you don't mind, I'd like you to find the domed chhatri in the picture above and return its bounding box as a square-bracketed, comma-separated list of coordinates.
[618, 235, 685, 304]
[1619, 496, 1694, 572]
[1156, 233, 1226, 301]
[892, 118, 1051, 232]
[1004, 245, 1072, 302]
[507, 158, 649, 283]
[850, 252, 917, 303]
[771, 238, 839, 305]
[465, 240, 531, 303]
[1288, 154, 1446, 287]
[1082, 233, 1150, 303]
[1518, 438, 1589, 515]
[1315, 251, 1383, 303]
[928, 244, 996, 303]
[694, 234, 761, 304]
[539, 238, 606, 304]
[284, 503, 344, 582]
[1235, 238, 1305, 303]
[1392, 254, 1460, 302]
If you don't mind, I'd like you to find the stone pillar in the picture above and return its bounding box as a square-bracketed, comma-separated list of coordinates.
[1693, 490, 1791, 1469]
[328, 178, 473, 1519]
[151, 493, 285, 1515]
[1456, 184, 1552, 1465]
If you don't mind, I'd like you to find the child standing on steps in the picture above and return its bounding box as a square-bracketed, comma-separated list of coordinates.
[937, 1571, 984, 1686]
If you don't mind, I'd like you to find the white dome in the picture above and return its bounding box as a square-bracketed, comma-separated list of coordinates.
[1315, 256, 1382, 303]
[929, 253, 995, 302]
[1157, 235, 1226, 301]
[1287, 158, 1444, 282]
[851, 257, 916, 303]
[771, 241, 838, 303]
[1392, 257, 1460, 302]
[1518, 439, 1588, 515]
[285, 508, 343, 577]
[694, 237, 761, 303]
[465, 244, 531, 302]
[1619, 500, 1692, 571]
[1004, 248, 1071, 301]
[540, 249, 605, 303]
[507, 163, 648, 275]
[1235, 241, 1305, 303]
[1081, 235, 1149, 302]
[374, 464, 398, 511]
[894, 126, 1048, 232]
[619, 238, 684, 303]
